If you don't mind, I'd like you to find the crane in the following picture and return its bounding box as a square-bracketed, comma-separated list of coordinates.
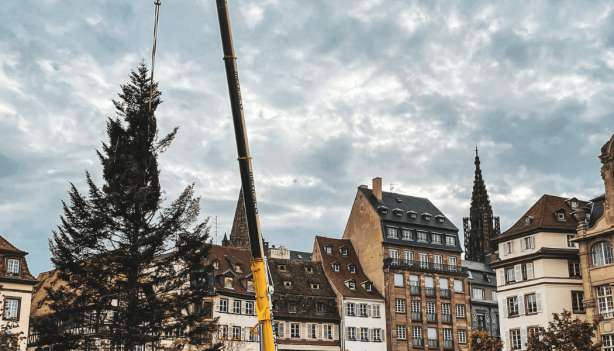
[214, 1, 277, 351]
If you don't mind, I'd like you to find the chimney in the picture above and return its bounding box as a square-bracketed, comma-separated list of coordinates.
[372, 177, 383, 203]
[600, 134, 614, 224]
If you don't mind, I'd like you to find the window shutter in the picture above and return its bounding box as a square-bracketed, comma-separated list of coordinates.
[514, 264, 522, 282]
[278, 322, 285, 338]
[316, 324, 321, 339]
[520, 238, 526, 251]
[518, 295, 525, 315]
[496, 270, 504, 286]
[333, 324, 337, 340]
[520, 327, 528, 347]
[367, 304, 372, 317]
[536, 293, 542, 313]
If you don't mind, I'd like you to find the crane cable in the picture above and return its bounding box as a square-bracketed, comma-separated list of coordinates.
[148, 0, 162, 115]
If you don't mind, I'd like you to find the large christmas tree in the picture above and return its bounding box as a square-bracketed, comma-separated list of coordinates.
[39, 64, 220, 350]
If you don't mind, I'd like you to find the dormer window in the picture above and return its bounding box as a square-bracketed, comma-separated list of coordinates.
[346, 280, 356, 290]
[212, 260, 219, 270]
[422, 213, 432, 221]
[435, 215, 445, 223]
[247, 280, 255, 292]
[288, 303, 297, 313]
[324, 246, 333, 255]
[278, 264, 287, 272]
[364, 281, 373, 292]
[378, 206, 389, 215]
[407, 211, 418, 219]
[340, 247, 349, 256]
[445, 236, 456, 246]
[332, 263, 340, 272]
[6, 259, 19, 275]
[386, 227, 398, 239]
[393, 208, 404, 217]
[310, 283, 320, 290]
[524, 216, 533, 225]
[556, 211, 566, 222]
[570, 201, 578, 210]
[305, 266, 314, 273]
[283, 281, 292, 288]
[234, 264, 242, 273]
[431, 234, 442, 245]
[348, 264, 357, 274]
[224, 277, 234, 289]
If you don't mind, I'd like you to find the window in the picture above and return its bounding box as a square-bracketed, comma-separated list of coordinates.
[389, 249, 399, 264]
[316, 303, 326, 313]
[424, 276, 434, 288]
[567, 234, 577, 248]
[232, 326, 241, 340]
[396, 325, 407, 340]
[402, 229, 412, 240]
[346, 303, 356, 316]
[278, 264, 287, 272]
[448, 256, 457, 269]
[360, 327, 369, 341]
[456, 304, 465, 318]
[372, 328, 382, 342]
[311, 283, 320, 290]
[364, 281, 373, 292]
[233, 300, 242, 314]
[419, 253, 429, 268]
[347, 327, 356, 340]
[510, 329, 522, 350]
[340, 247, 349, 256]
[359, 303, 368, 317]
[395, 298, 406, 313]
[290, 323, 300, 338]
[323, 324, 333, 339]
[453, 279, 464, 293]
[372, 304, 381, 318]
[224, 277, 234, 289]
[247, 280, 255, 292]
[521, 236, 535, 250]
[288, 303, 297, 314]
[476, 313, 486, 330]
[3, 298, 19, 320]
[426, 301, 436, 314]
[557, 211, 566, 222]
[394, 273, 404, 287]
[568, 260, 581, 278]
[245, 301, 255, 315]
[404, 250, 413, 264]
[432, 234, 442, 244]
[522, 262, 535, 280]
[284, 281, 292, 288]
[417, 231, 428, 242]
[332, 263, 340, 272]
[348, 264, 356, 273]
[445, 236, 456, 246]
[219, 298, 228, 313]
[525, 293, 538, 314]
[458, 329, 467, 344]
[427, 327, 437, 343]
[411, 300, 421, 313]
[504, 241, 513, 255]
[597, 285, 614, 319]
[413, 325, 422, 338]
[308, 324, 317, 339]
[6, 259, 19, 275]
[218, 325, 229, 340]
[305, 266, 314, 273]
[441, 303, 451, 316]
[505, 267, 516, 284]
[472, 288, 484, 300]
[410, 275, 419, 287]
[572, 291, 585, 313]
[324, 245, 332, 254]
[603, 334, 614, 351]
[433, 255, 443, 270]
[443, 328, 453, 342]
[507, 296, 519, 317]
[386, 227, 398, 239]
[528, 326, 540, 339]
[591, 241, 613, 266]
[234, 264, 242, 273]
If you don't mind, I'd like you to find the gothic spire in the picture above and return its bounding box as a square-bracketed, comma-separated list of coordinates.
[227, 188, 251, 249]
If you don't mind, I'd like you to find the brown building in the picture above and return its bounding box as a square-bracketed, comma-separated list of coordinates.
[269, 252, 341, 351]
[343, 177, 471, 351]
[575, 134, 614, 349]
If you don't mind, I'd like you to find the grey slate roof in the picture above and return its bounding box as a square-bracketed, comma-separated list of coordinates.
[589, 194, 605, 228]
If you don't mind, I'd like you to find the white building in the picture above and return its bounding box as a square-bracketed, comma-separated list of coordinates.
[492, 195, 586, 351]
[313, 236, 387, 351]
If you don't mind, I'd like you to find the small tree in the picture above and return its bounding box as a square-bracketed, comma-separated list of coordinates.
[470, 330, 503, 351]
[526, 310, 600, 351]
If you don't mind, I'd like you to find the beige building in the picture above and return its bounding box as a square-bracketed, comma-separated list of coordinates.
[0, 235, 37, 351]
[343, 178, 471, 351]
[492, 195, 586, 351]
[574, 134, 614, 350]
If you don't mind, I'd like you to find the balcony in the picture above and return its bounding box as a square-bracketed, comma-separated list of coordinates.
[412, 337, 424, 347]
[424, 287, 435, 297]
[410, 285, 421, 295]
[411, 312, 422, 321]
[384, 258, 465, 276]
[440, 289, 451, 299]
[426, 313, 437, 322]
[441, 314, 452, 324]
[443, 340, 454, 349]
[428, 339, 438, 348]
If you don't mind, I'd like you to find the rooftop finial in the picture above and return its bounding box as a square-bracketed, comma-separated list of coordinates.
[475, 145, 479, 158]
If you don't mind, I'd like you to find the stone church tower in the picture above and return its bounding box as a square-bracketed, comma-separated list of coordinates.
[463, 148, 500, 263]
[222, 188, 251, 249]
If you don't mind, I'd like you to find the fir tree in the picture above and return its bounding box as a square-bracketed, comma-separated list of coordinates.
[526, 310, 600, 351]
[39, 64, 221, 351]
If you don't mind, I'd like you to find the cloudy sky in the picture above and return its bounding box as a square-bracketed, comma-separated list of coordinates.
[1, 0, 612, 274]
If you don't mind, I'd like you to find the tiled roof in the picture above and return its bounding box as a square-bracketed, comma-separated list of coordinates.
[0, 235, 26, 253]
[314, 236, 383, 300]
[208, 245, 254, 297]
[359, 187, 458, 231]
[588, 194, 605, 228]
[497, 194, 587, 241]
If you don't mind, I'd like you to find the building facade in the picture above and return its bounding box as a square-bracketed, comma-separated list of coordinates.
[574, 133, 614, 350]
[344, 177, 471, 351]
[269, 251, 341, 351]
[0, 235, 37, 351]
[493, 194, 586, 351]
[462, 260, 499, 338]
[313, 236, 387, 351]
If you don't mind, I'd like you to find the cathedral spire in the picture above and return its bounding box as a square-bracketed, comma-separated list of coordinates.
[226, 188, 251, 249]
[464, 148, 500, 263]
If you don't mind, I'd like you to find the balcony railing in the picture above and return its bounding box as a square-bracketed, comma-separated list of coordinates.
[600, 311, 614, 320]
[412, 337, 424, 347]
[441, 314, 452, 324]
[411, 312, 422, 321]
[410, 285, 421, 295]
[428, 339, 438, 348]
[425, 287, 435, 297]
[384, 259, 465, 275]
[426, 313, 437, 322]
[440, 289, 451, 299]
[443, 340, 454, 349]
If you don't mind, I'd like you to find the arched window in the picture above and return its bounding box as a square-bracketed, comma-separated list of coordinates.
[591, 241, 613, 266]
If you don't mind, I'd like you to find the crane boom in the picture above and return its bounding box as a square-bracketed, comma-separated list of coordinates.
[214, 1, 276, 350]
